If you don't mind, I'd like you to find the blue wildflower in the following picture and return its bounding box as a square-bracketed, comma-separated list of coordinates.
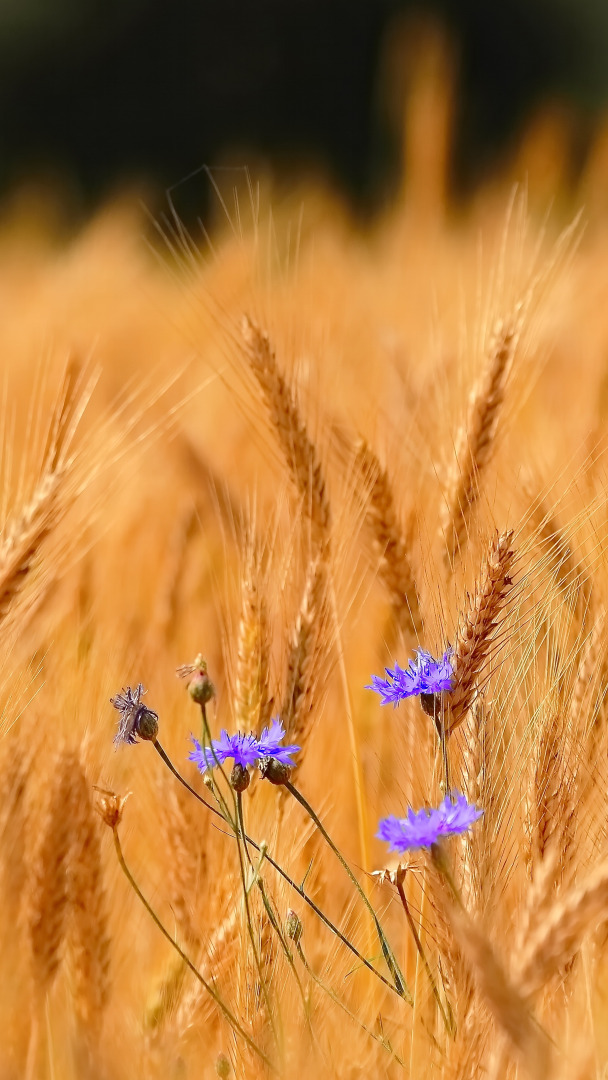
[256, 718, 300, 767]
[367, 648, 454, 706]
[377, 792, 482, 853]
[189, 718, 301, 775]
[189, 729, 260, 773]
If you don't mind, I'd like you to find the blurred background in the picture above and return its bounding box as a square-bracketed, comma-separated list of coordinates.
[1, 0, 608, 222]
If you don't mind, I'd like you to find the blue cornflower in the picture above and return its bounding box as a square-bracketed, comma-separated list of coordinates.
[189, 729, 260, 773]
[377, 792, 482, 853]
[189, 718, 301, 775]
[367, 648, 454, 706]
[256, 718, 300, 766]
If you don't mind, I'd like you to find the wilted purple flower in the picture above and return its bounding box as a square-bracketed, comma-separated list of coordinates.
[367, 648, 454, 706]
[377, 792, 482, 853]
[111, 684, 159, 747]
[256, 718, 300, 767]
[189, 729, 260, 773]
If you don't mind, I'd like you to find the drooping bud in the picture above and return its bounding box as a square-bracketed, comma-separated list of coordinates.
[258, 755, 291, 786]
[230, 763, 251, 792]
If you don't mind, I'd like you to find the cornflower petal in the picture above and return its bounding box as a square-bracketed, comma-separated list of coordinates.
[367, 648, 454, 706]
[257, 718, 301, 766]
[377, 791, 482, 854]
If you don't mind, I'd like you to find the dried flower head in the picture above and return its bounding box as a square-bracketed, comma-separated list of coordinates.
[93, 787, 130, 829]
[177, 655, 216, 705]
[377, 792, 482, 854]
[110, 684, 159, 746]
[367, 648, 454, 707]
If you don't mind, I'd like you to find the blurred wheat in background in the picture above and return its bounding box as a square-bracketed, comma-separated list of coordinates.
[3, 19, 608, 1080]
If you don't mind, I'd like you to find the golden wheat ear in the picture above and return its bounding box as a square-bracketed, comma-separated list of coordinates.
[447, 530, 515, 734]
[240, 315, 331, 555]
[66, 753, 111, 1042]
[441, 315, 521, 567]
[233, 534, 272, 737]
[0, 359, 94, 632]
[354, 437, 422, 639]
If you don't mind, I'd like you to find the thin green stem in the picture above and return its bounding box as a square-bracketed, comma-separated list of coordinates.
[294, 939, 405, 1067]
[255, 878, 313, 1033]
[284, 779, 411, 1002]
[233, 796, 279, 1049]
[153, 740, 404, 1001]
[111, 827, 274, 1071]
[395, 877, 454, 1036]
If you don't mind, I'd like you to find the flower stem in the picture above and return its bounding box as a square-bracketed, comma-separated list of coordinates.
[153, 740, 405, 1001]
[111, 825, 275, 1070]
[294, 938, 405, 1067]
[283, 779, 411, 1002]
[395, 876, 454, 1035]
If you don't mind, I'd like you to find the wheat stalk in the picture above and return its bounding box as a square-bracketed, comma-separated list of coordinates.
[446, 531, 515, 734]
[175, 906, 241, 1036]
[27, 747, 74, 1001]
[67, 752, 111, 1038]
[355, 438, 422, 638]
[282, 555, 329, 762]
[442, 316, 520, 566]
[447, 906, 550, 1079]
[234, 541, 272, 735]
[241, 315, 331, 554]
[515, 857, 608, 999]
[160, 775, 205, 948]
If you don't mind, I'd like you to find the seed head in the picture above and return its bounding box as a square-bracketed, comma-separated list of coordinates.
[285, 909, 303, 944]
[93, 788, 130, 829]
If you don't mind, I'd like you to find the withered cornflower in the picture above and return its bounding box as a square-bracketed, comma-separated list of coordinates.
[189, 718, 300, 775]
[377, 792, 482, 853]
[110, 684, 159, 747]
[367, 648, 454, 706]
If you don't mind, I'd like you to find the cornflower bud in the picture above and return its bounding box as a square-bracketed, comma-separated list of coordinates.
[230, 763, 251, 792]
[258, 755, 291, 786]
[176, 655, 216, 705]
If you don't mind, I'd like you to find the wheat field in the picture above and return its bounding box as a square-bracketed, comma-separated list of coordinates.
[3, 42, 608, 1080]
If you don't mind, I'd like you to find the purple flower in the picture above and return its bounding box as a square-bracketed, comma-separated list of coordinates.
[256, 718, 300, 766]
[189, 729, 260, 773]
[189, 718, 301, 775]
[367, 648, 454, 706]
[377, 792, 482, 853]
